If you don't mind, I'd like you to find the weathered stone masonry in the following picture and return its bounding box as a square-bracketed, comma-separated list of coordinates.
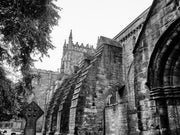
[31, 68, 59, 131]
[68, 37, 123, 135]
[133, 0, 180, 135]
[45, 36, 123, 135]
[44, 0, 180, 135]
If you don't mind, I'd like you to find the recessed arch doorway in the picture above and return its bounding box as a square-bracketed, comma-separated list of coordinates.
[147, 18, 180, 135]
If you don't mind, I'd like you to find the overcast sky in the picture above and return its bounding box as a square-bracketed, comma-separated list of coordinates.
[34, 0, 153, 71]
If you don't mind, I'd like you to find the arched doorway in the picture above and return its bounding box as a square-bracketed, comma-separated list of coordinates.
[147, 18, 180, 135]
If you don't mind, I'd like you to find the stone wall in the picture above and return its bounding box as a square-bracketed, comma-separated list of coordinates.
[31, 68, 59, 131]
[112, 7, 149, 135]
[133, 0, 180, 134]
[105, 103, 128, 135]
[111, 0, 180, 134]
[44, 1, 180, 134]
[68, 37, 123, 135]
[93, 38, 123, 134]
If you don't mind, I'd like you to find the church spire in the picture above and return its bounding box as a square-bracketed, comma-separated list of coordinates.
[69, 29, 72, 40]
[68, 29, 73, 46]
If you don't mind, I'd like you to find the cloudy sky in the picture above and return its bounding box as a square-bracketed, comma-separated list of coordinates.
[34, 0, 153, 71]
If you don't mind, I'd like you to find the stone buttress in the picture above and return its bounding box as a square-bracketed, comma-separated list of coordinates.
[68, 36, 123, 135]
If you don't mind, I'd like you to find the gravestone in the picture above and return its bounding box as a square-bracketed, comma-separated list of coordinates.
[22, 101, 44, 135]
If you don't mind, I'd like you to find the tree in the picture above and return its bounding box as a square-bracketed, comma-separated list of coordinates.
[0, 0, 60, 118]
[0, 0, 60, 92]
[0, 65, 30, 121]
[0, 66, 15, 121]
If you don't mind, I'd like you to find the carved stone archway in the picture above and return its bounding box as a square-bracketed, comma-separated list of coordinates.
[147, 18, 180, 135]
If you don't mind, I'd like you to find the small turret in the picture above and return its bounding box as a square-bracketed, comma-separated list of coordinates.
[96, 36, 100, 48]
[60, 60, 65, 74]
[90, 45, 94, 49]
[86, 44, 89, 48]
[75, 42, 79, 46]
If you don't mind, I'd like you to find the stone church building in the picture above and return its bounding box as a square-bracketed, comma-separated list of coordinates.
[43, 0, 180, 135]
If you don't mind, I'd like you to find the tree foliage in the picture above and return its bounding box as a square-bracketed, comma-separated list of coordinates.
[0, 0, 60, 119]
[0, 67, 16, 121]
[0, 0, 60, 91]
[0, 66, 30, 121]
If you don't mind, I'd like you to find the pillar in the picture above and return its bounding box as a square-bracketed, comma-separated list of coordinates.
[48, 113, 54, 135]
[156, 99, 170, 135]
[54, 111, 61, 135]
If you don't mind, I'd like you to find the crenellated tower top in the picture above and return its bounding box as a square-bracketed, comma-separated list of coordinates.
[60, 30, 96, 75]
[63, 30, 95, 54]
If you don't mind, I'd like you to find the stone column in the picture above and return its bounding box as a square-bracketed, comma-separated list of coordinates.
[41, 116, 47, 135]
[42, 105, 48, 135]
[48, 112, 54, 135]
[54, 111, 61, 135]
[156, 99, 170, 135]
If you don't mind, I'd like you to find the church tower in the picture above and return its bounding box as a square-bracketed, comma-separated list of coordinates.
[60, 30, 95, 75]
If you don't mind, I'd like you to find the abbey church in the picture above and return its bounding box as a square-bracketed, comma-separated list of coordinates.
[42, 0, 180, 135]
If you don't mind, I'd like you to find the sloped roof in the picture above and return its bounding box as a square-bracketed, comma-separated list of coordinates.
[133, 0, 155, 53]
